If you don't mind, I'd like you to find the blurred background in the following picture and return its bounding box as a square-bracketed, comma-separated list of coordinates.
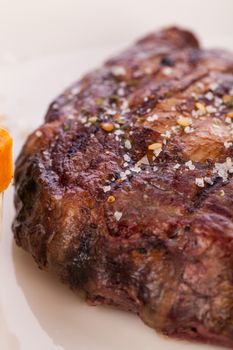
[0, 0, 233, 64]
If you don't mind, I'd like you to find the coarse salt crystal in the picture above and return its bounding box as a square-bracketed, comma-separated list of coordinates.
[111, 66, 126, 76]
[130, 166, 141, 173]
[115, 129, 124, 136]
[204, 177, 214, 185]
[114, 211, 122, 221]
[184, 126, 194, 134]
[71, 86, 80, 95]
[103, 185, 111, 193]
[191, 110, 199, 118]
[209, 82, 219, 91]
[84, 122, 91, 127]
[88, 116, 98, 123]
[106, 109, 117, 115]
[214, 97, 222, 107]
[195, 177, 205, 187]
[213, 157, 233, 182]
[137, 155, 150, 166]
[80, 116, 87, 124]
[35, 130, 42, 137]
[154, 148, 162, 157]
[161, 130, 171, 138]
[205, 92, 214, 101]
[125, 140, 132, 149]
[206, 105, 217, 114]
[173, 164, 181, 170]
[171, 126, 179, 132]
[185, 160, 195, 170]
[147, 114, 159, 122]
[123, 154, 131, 162]
[163, 67, 173, 75]
[121, 99, 129, 110]
[224, 141, 233, 149]
[119, 170, 130, 180]
[117, 87, 125, 96]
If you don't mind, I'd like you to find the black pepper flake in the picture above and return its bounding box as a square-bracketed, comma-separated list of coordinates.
[227, 101, 233, 109]
[80, 108, 92, 117]
[95, 97, 104, 106]
[109, 95, 120, 104]
[63, 124, 70, 131]
[160, 57, 174, 67]
[121, 124, 130, 130]
[138, 247, 147, 254]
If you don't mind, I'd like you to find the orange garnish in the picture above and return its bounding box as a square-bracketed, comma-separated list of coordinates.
[0, 128, 13, 192]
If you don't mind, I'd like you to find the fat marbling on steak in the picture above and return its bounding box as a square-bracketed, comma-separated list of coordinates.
[13, 27, 233, 348]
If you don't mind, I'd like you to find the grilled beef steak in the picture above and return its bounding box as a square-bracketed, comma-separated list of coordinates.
[13, 27, 233, 348]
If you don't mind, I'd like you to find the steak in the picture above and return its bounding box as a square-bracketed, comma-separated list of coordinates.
[13, 27, 233, 348]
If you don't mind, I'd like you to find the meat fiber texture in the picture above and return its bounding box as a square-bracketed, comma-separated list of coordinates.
[13, 27, 233, 348]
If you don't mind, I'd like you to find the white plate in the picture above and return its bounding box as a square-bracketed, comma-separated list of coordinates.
[0, 44, 231, 350]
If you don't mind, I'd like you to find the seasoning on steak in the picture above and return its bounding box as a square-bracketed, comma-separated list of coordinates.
[13, 27, 233, 348]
